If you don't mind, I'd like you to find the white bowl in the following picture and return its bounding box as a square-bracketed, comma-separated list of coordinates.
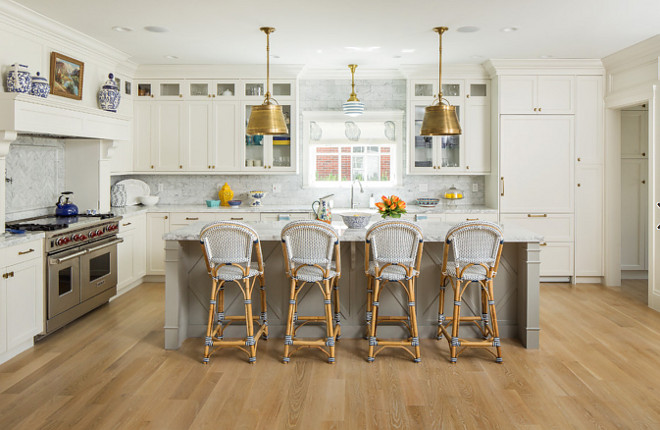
[340, 213, 372, 229]
[138, 195, 159, 206]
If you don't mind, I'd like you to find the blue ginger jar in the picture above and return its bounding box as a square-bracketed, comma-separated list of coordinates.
[30, 72, 50, 98]
[98, 73, 121, 112]
[6, 63, 31, 93]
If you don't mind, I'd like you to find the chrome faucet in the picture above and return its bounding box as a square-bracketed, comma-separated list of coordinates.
[350, 179, 364, 209]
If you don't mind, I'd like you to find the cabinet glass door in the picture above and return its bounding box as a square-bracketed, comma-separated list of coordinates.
[272, 105, 292, 168]
[438, 106, 461, 168]
[413, 105, 434, 168]
[189, 83, 209, 97]
[244, 105, 266, 169]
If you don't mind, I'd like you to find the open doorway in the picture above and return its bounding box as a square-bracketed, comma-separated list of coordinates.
[620, 103, 649, 303]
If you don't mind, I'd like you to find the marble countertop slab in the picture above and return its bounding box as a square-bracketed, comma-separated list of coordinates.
[164, 220, 541, 243]
[111, 204, 497, 216]
[0, 231, 45, 249]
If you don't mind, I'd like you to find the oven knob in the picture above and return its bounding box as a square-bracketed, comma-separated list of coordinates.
[80, 234, 87, 240]
[56, 238, 65, 246]
[72, 234, 79, 241]
[89, 231, 96, 238]
[63, 237, 71, 244]
[96, 229, 104, 236]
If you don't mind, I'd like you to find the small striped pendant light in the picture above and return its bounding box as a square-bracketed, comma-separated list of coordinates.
[342, 64, 365, 117]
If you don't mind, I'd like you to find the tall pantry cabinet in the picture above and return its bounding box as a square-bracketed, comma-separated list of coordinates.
[488, 61, 604, 281]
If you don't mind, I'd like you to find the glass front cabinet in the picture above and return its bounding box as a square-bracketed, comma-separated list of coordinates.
[408, 79, 490, 174]
[242, 103, 295, 172]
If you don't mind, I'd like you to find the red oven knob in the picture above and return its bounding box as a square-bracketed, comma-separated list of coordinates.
[63, 237, 71, 244]
[72, 234, 79, 241]
[96, 229, 104, 236]
[80, 234, 87, 240]
[89, 231, 96, 238]
[56, 238, 65, 246]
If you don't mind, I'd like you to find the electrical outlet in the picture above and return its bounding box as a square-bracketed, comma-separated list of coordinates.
[157, 183, 164, 192]
[419, 183, 428, 192]
[272, 183, 282, 193]
[472, 183, 479, 192]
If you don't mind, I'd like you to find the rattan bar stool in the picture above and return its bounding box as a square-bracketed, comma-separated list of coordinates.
[199, 221, 268, 364]
[365, 220, 424, 363]
[281, 220, 341, 364]
[437, 221, 504, 363]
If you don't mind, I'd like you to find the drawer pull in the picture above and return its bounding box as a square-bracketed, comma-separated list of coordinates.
[185, 217, 199, 220]
[466, 218, 478, 221]
[230, 217, 244, 220]
[540, 242, 547, 246]
[3, 272, 14, 279]
[527, 214, 547, 218]
[279, 215, 291, 221]
[18, 248, 35, 255]
[500, 177, 504, 196]
[122, 222, 132, 227]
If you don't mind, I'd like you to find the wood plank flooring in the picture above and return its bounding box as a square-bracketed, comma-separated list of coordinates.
[1, 281, 660, 429]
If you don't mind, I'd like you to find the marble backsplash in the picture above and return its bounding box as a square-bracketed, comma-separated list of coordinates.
[5, 135, 65, 221]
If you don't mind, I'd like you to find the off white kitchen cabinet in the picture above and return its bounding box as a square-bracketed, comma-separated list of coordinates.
[152, 102, 184, 171]
[621, 159, 648, 271]
[499, 75, 575, 114]
[147, 213, 170, 276]
[260, 212, 313, 222]
[211, 102, 240, 172]
[463, 81, 491, 173]
[117, 213, 147, 294]
[575, 165, 603, 276]
[133, 101, 152, 171]
[621, 110, 648, 158]
[0, 239, 44, 364]
[241, 102, 295, 172]
[182, 101, 213, 171]
[500, 115, 575, 213]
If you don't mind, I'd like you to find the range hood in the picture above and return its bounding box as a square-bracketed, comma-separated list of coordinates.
[0, 93, 131, 141]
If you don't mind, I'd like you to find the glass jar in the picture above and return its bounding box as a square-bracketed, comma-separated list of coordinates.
[442, 185, 464, 207]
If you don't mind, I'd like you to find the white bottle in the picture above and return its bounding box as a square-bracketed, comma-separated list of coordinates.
[369, 193, 375, 208]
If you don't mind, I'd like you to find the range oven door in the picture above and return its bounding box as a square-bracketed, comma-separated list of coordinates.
[48, 247, 84, 318]
[80, 238, 121, 301]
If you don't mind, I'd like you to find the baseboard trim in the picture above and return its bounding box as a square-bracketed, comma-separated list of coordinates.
[621, 270, 648, 280]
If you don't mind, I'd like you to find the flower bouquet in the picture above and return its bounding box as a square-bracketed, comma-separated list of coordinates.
[375, 195, 407, 219]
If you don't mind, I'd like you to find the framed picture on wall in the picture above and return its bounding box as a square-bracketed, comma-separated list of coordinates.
[49, 52, 84, 100]
[125, 81, 132, 95]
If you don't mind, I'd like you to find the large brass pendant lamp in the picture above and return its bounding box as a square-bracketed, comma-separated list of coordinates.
[342, 64, 365, 117]
[420, 27, 462, 136]
[247, 27, 289, 135]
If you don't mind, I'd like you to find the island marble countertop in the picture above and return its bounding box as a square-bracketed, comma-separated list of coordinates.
[112, 204, 497, 217]
[164, 219, 542, 243]
[0, 231, 45, 249]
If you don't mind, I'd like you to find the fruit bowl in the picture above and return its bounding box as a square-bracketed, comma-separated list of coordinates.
[340, 213, 372, 229]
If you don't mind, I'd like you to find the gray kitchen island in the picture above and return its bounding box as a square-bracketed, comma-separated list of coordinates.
[163, 220, 542, 350]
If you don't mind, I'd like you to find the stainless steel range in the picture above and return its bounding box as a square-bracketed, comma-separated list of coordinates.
[6, 214, 123, 336]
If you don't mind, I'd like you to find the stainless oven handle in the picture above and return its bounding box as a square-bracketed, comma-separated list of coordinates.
[86, 238, 124, 254]
[50, 250, 88, 264]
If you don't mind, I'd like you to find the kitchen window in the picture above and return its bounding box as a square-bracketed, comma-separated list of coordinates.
[303, 111, 403, 188]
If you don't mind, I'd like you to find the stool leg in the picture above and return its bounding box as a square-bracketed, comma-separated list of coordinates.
[486, 279, 503, 363]
[203, 278, 219, 364]
[365, 276, 373, 339]
[408, 278, 421, 363]
[283, 278, 297, 363]
[259, 275, 269, 340]
[367, 278, 381, 363]
[480, 281, 490, 339]
[323, 279, 336, 364]
[437, 275, 447, 340]
[332, 277, 341, 340]
[449, 279, 463, 363]
[217, 284, 225, 340]
[243, 278, 256, 364]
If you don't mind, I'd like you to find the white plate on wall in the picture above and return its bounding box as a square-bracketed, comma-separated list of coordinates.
[114, 179, 150, 206]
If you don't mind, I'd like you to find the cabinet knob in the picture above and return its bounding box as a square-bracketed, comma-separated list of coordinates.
[466, 94, 470, 98]
[212, 94, 216, 98]
[577, 157, 581, 162]
[577, 183, 581, 187]
[642, 152, 646, 156]
[151, 165, 154, 169]
[179, 165, 183, 169]
[208, 94, 211, 98]
[642, 180, 646, 184]
[164, 216, 169, 220]
[179, 94, 182, 98]
[208, 165, 211, 169]
[212, 165, 215, 169]
[539, 107, 542, 112]
[150, 95, 154, 98]
[466, 165, 470, 170]
[533, 108, 538, 112]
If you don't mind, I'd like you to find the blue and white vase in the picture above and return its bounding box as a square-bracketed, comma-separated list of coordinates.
[98, 73, 121, 112]
[30, 72, 50, 98]
[6, 63, 31, 93]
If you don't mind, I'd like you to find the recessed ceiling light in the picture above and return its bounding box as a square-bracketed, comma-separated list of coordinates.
[112, 26, 133, 32]
[457, 26, 480, 33]
[345, 46, 380, 52]
[164, 55, 178, 60]
[316, 49, 323, 54]
[500, 27, 518, 33]
[401, 49, 415, 53]
[393, 55, 402, 59]
[144, 26, 169, 33]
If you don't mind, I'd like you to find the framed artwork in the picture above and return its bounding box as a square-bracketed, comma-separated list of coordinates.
[49, 52, 84, 100]
[125, 81, 132, 95]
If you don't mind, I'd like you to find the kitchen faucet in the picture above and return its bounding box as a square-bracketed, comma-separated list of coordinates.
[350, 179, 363, 209]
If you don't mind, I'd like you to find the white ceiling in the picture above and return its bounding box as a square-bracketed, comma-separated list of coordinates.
[12, 0, 660, 67]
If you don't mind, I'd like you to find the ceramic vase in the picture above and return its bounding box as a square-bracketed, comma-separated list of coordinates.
[98, 73, 121, 112]
[30, 72, 50, 98]
[6, 63, 31, 93]
[218, 183, 234, 206]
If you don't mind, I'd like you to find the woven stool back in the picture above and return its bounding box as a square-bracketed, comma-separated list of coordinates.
[365, 220, 423, 270]
[445, 221, 503, 277]
[281, 220, 339, 274]
[199, 221, 260, 271]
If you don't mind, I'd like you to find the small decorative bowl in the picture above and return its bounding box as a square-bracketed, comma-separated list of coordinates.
[340, 213, 372, 229]
[417, 198, 440, 207]
[206, 199, 220, 207]
[137, 195, 159, 206]
[249, 191, 266, 206]
[228, 199, 242, 208]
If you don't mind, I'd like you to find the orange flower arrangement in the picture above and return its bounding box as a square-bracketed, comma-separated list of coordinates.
[375, 195, 407, 219]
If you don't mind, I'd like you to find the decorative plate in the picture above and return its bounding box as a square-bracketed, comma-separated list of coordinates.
[114, 179, 150, 206]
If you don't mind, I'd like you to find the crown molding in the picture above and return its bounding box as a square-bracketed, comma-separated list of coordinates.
[484, 59, 604, 77]
[0, 0, 137, 74]
[602, 35, 660, 73]
[299, 67, 405, 80]
[134, 64, 305, 80]
[399, 64, 488, 79]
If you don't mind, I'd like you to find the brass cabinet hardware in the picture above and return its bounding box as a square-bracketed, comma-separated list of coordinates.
[212, 165, 215, 169]
[577, 183, 581, 187]
[150, 95, 154, 98]
[540, 242, 547, 246]
[230, 217, 244, 220]
[185, 217, 199, 221]
[122, 222, 132, 227]
[2, 273, 7, 279]
[527, 214, 548, 218]
[538, 108, 542, 112]
[642, 152, 646, 156]
[577, 157, 581, 162]
[466, 94, 470, 98]
[533, 108, 538, 112]
[18, 248, 35, 255]
[642, 180, 646, 184]
[500, 177, 504, 196]
[212, 94, 216, 98]
[466, 165, 470, 170]
[179, 94, 182, 98]
[208, 165, 211, 169]
[466, 218, 478, 221]
[151, 165, 154, 169]
[179, 165, 183, 169]
[164, 215, 169, 219]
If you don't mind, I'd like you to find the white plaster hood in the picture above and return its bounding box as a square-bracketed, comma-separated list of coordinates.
[0, 92, 131, 141]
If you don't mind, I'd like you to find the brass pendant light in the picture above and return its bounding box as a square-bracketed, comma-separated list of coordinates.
[342, 64, 365, 117]
[247, 27, 289, 135]
[420, 27, 462, 136]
